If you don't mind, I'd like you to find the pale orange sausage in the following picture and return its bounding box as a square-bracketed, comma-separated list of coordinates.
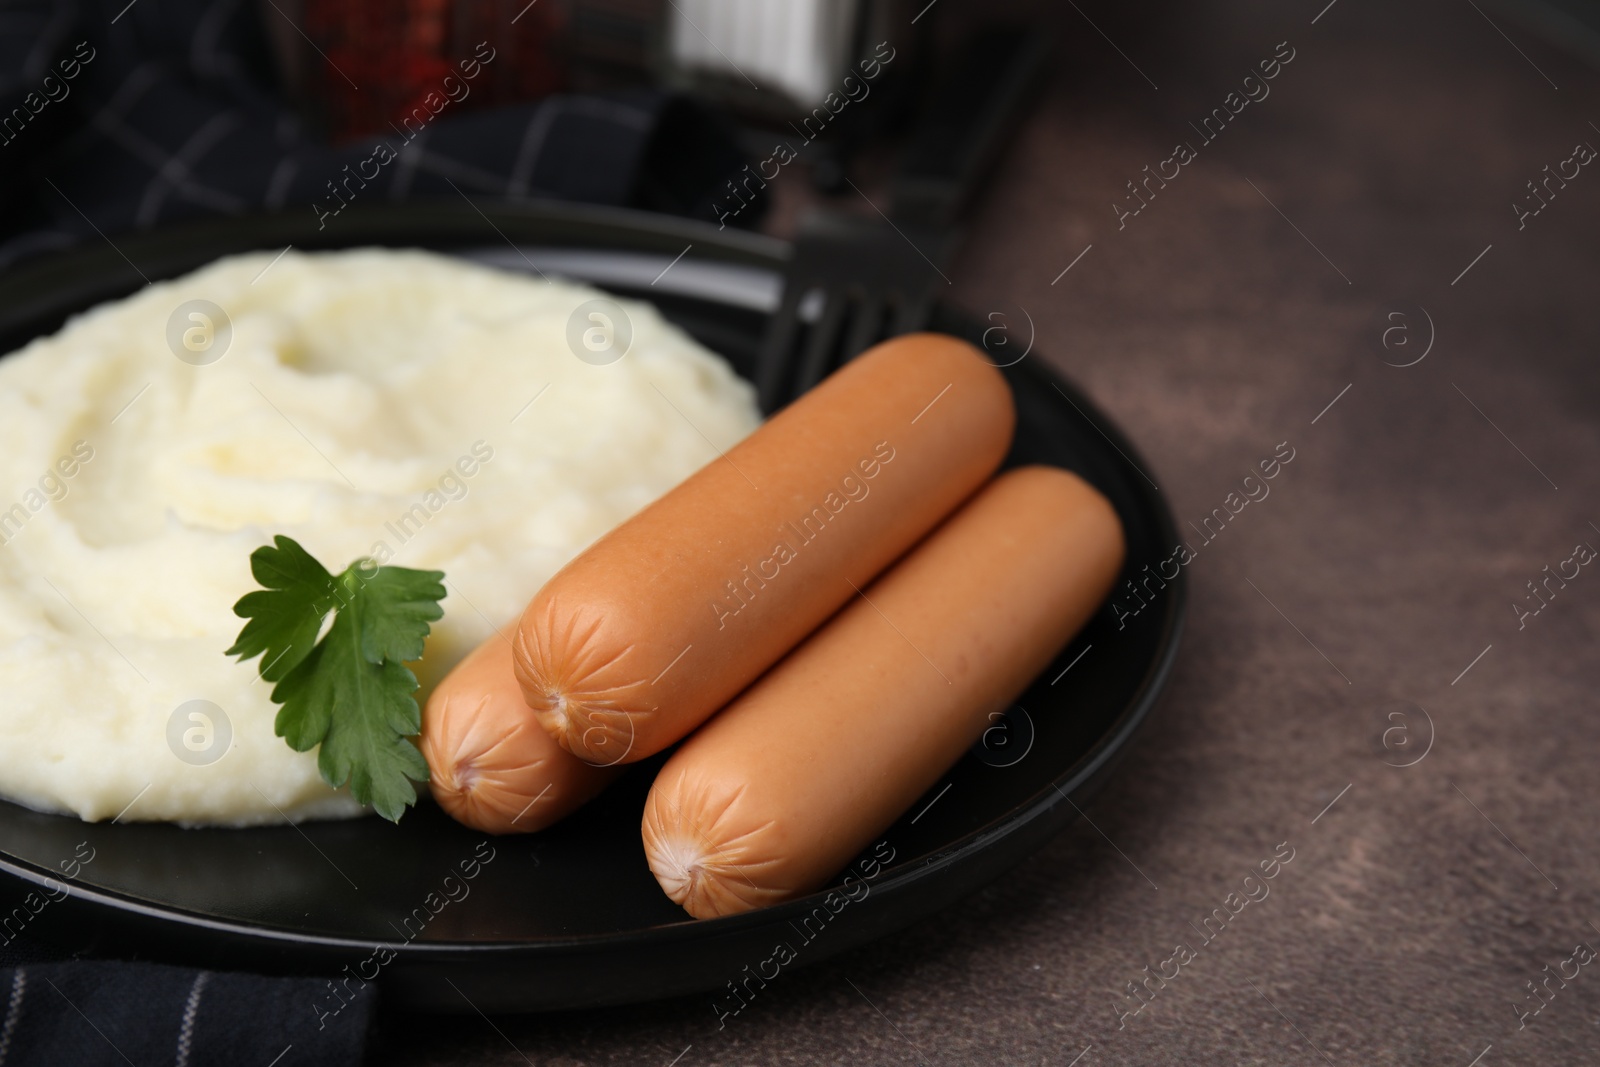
[640, 466, 1125, 918]
[421, 633, 620, 834]
[514, 333, 1015, 766]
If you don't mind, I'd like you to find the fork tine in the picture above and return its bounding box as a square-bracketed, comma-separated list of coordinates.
[841, 297, 885, 364]
[891, 291, 935, 338]
[794, 288, 850, 395]
[756, 283, 809, 413]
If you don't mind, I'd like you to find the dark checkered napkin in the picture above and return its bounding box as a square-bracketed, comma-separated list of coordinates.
[0, 961, 374, 1067]
[0, 0, 755, 272]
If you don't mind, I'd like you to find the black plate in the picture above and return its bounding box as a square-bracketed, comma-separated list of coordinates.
[0, 202, 1183, 1011]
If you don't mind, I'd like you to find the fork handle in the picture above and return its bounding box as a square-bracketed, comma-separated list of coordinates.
[891, 27, 1053, 229]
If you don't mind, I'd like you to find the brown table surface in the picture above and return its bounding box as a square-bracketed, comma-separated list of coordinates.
[386, 1, 1600, 1062]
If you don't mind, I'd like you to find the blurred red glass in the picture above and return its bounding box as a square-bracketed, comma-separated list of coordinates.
[288, 0, 571, 141]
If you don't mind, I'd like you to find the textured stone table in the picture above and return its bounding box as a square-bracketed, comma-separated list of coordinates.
[387, 1, 1600, 1062]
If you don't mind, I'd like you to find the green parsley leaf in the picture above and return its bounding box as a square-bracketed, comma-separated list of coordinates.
[229, 536, 445, 822]
[353, 565, 448, 665]
[224, 535, 337, 682]
[270, 611, 431, 823]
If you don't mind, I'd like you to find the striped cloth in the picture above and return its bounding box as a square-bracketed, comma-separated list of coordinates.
[0, 961, 373, 1066]
[0, 0, 756, 273]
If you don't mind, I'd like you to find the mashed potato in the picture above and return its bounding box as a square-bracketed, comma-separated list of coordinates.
[0, 249, 761, 825]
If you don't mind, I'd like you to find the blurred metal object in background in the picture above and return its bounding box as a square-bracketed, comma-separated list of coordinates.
[667, 0, 858, 106]
[662, 0, 914, 116]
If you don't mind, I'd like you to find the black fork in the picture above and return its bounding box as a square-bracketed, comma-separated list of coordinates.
[755, 26, 1051, 414]
[754, 212, 954, 412]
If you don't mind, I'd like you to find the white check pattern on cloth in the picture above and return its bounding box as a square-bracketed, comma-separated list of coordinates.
[0, 0, 716, 273]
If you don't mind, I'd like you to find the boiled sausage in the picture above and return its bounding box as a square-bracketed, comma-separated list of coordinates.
[640, 466, 1125, 917]
[421, 632, 620, 833]
[514, 333, 1015, 765]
